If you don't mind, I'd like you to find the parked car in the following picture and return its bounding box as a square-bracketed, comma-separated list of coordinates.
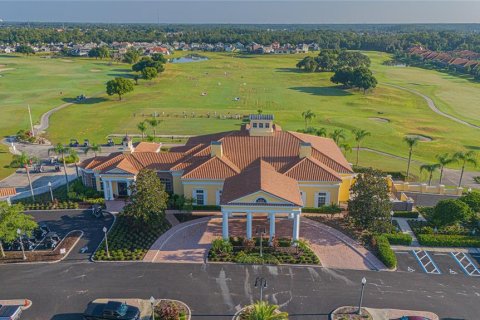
[399, 316, 432, 320]
[11, 238, 34, 251]
[44, 232, 61, 249]
[31, 224, 50, 243]
[0, 304, 22, 320]
[83, 301, 140, 320]
[91, 205, 104, 218]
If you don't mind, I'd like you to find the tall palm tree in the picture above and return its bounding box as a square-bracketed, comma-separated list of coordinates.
[48, 143, 71, 194]
[329, 129, 346, 145]
[69, 149, 80, 177]
[137, 121, 147, 141]
[404, 136, 420, 181]
[339, 143, 352, 156]
[420, 163, 440, 186]
[84, 143, 102, 157]
[453, 151, 478, 187]
[435, 153, 453, 185]
[301, 110, 316, 129]
[352, 129, 371, 166]
[146, 118, 161, 139]
[10, 152, 36, 201]
[241, 301, 288, 320]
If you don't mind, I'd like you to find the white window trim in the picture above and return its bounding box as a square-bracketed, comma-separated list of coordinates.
[193, 189, 207, 206]
[255, 197, 267, 204]
[314, 191, 330, 207]
[216, 189, 222, 205]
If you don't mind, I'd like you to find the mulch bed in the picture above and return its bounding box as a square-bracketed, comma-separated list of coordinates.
[307, 216, 369, 244]
[331, 306, 372, 320]
[0, 230, 82, 264]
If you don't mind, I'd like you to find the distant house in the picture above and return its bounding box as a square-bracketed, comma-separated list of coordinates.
[147, 46, 170, 55]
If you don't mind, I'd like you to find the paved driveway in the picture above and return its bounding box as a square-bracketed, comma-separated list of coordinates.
[27, 209, 113, 262]
[145, 216, 385, 270]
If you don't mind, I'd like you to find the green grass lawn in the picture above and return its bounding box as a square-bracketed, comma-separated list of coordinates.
[1, 51, 480, 181]
[0, 54, 129, 178]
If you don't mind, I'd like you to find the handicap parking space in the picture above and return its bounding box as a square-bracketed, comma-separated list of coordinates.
[395, 251, 423, 273]
[27, 209, 113, 262]
[429, 252, 464, 276]
[450, 252, 480, 277]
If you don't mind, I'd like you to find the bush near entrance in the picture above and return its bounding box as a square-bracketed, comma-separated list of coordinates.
[417, 234, 480, 247]
[371, 235, 397, 269]
[302, 205, 342, 214]
[208, 237, 319, 265]
[383, 233, 413, 245]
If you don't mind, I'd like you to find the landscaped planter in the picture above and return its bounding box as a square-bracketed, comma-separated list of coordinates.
[154, 299, 191, 320]
[330, 306, 372, 320]
[232, 304, 287, 320]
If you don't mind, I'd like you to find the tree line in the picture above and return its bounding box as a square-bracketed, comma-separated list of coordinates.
[2, 24, 480, 53]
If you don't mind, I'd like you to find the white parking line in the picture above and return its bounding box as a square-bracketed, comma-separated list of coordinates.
[451, 252, 480, 277]
[412, 250, 441, 274]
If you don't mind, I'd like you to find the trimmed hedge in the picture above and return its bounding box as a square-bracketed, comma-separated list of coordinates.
[22, 201, 79, 210]
[417, 234, 480, 247]
[393, 211, 419, 219]
[372, 235, 397, 269]
[302, 205, 342, 214]
[384, 233, 413, 245]
[192, 205, 221, 211]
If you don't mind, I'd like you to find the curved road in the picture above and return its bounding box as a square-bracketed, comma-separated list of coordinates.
[384, 83, 480, 130]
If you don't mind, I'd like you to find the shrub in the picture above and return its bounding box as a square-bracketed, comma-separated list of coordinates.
[302, 205, 342, 214]
[211, 238, 233, 254]
[431, 199, 474, 227]
[372, 235, 397, 269]
[191, 205, 221, 211]
[392, 211, 419, 219]
[383, 233, 413, 245]
[155, 301, 180, 320]
[417, 234, 480, 247]
[459, 191, 480, 213]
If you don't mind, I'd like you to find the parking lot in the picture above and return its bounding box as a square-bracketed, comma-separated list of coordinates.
[26, 209, 114, 262]
[396, 250, 480, 277]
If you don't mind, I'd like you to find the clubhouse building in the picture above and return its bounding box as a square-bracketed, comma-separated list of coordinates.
[79, 115, 355, 241]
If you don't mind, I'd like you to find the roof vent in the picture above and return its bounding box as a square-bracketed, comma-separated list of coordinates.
[299, 142, 312, 158]
[211, 141, 223, 158]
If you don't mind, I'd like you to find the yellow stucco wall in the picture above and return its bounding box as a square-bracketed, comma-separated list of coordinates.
[182, 180, 224, 205]
[339, 174, 355, 203]
[172, 173, 184, 195]
[298, 183, 340, 207]
[232, 191, 286, 204]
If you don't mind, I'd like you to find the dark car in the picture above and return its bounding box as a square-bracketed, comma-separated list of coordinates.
[0, 304, 22, 320]
[44, 232, 61, 249]
[83, 301, 140, 320]
[31, 224, 50, 243]
[399, 316, 432, 320]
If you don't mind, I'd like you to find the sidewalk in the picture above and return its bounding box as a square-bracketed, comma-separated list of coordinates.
[393, 217, 420, 246]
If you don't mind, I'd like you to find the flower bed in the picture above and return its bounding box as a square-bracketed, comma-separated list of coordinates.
[154, 299, 190, 320]
[94, 216, 171, 261]
[330, 306, 372, 320]
[208, 237, 320, 265]
[22, 201, 79, 211]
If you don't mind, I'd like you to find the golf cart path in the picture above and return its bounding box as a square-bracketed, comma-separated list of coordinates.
[385, 83, 480, 130]
[34, 92, 103, 134]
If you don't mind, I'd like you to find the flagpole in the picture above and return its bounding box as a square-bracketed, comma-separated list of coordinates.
[28, 105, 35, 137]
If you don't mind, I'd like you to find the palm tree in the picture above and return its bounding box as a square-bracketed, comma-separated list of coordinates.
[435, 153, 453, 185]
[315, 127, 327, 137]
[453, 151, 478, 187]
[339, 143, 352, 155]
[420, 163, 440, 186]
[404, 136, 420, 181]
[352, 129, 371, 166]
[10, 152, 36, 201]
[48, 143, 71, 194]
[84, 143, 102, 157]
[329, 129, 346, 145]
[241, 301, 288, 320]
[146, 118, 161, 139]
[301, 110, 316, 129]
[137, 121, 147, 141]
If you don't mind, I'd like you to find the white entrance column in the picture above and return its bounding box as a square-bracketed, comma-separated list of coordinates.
[126, 180, 132, 196]
[103, 180, 108, 200]
[108, 180, 114, 200]
[269, 212, 275, 242]
[292, 210, 301, 242]
[246, 211, 253, 239]
[222, 210, 229, 240]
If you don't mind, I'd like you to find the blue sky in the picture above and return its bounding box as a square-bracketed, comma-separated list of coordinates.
[0, 1, 479, 24]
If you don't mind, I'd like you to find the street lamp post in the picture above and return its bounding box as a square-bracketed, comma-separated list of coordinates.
[48, 182, 54, 202]
[256, 226, 266, 257]
[390, 210, 394, 226]
[17, 228, 26, 260]
[254, 277, 267, 302]
[149, 296, 155, 320]
[357, 277, 367, 315]
[103, 226, 110, 258]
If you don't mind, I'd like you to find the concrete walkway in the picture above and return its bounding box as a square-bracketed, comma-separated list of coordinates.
[393, 217, 420, 246]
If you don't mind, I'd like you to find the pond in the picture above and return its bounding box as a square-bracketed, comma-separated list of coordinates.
[170, 54, 209, 64]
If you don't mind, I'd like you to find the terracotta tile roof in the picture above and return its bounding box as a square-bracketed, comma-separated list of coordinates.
[283, 157, 342, 182]
[133, 142, 161, 153]
[0, 187, 16, 198]
[221, 159, 303, 206]
[182, 156, 240, 179]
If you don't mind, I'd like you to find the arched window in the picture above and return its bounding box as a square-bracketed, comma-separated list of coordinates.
[256, 197, 267, 204]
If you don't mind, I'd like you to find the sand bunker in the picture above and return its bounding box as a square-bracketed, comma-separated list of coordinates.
[90, 69, 102, 72]
[368, 117, 390, 123]
[0, 68, 14, 72]
[406, 134, 433, 142]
